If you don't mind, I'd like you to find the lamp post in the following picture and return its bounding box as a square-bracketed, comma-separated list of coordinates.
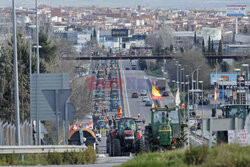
[242, 64, 249, 104]
[186, 75, 190, 120]
[12, 0, 20, 146]
[181, 68, 184, 92]
[234, 68, 241, 104]
[199, 80, 204, 140]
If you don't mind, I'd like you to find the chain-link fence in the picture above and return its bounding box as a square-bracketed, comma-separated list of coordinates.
[0, 120, 33, 145]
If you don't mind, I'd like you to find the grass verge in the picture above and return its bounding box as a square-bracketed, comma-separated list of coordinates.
[0, 146, 96, 166]
[119, 144, 250, 167]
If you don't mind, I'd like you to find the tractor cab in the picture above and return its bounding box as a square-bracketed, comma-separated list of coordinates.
[220, 104, 250, 119]
[217, 104, 250, 144]
[145, 107, 186, 151]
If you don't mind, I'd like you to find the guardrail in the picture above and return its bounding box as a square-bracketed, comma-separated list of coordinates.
[0, 145, 87, 154]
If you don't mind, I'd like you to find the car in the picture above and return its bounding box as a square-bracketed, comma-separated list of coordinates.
[140, 89, 147, 96]
[142, 96, 149, 102]
[198, 98, 210, 105]
[125, 67, 130, 70]
[131, 66, 136, 70]
[162, 91, 169, 96]
[132, 92, 139, 98]
[145, 100, 152, 106]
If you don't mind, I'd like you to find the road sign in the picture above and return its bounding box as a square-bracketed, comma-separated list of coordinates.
[111, 29, 129, 37]
[42, 89, 73, 120]
[161, 66, 164, 70]
[227, 5, 247, 17]
[30, 73, 70, 121]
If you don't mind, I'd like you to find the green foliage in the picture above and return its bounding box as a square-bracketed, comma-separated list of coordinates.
[39, 31, 57, 63]
[120, 144, 250, 167]
[0, 147, 96, 165]
[0, 31, 57, 123]
[184, 145, 208, 165]
[138, 59, 147, 70]
[194, 31, 197, 44]
[208, 36, 211, 53]
[202, 39, 205, 53]
[83, 146, 96, 164]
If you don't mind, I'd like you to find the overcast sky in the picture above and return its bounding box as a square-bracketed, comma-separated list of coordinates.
[1, 0, 250, 10]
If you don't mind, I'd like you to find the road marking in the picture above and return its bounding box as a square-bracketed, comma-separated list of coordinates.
[120, 61, 131, 117]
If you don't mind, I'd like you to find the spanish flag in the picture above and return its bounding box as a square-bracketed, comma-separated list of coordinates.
[152, 82, 162, 100]
[117, 107, 122, 119]
[213, 88, 217, 101]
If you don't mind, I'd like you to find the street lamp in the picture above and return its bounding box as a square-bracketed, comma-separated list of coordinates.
[199, 80, 204, 140]
[181, 68, 184, 92]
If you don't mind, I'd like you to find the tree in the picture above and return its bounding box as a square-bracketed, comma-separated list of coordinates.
[208, 36, 211, 54]
[39, 31, 57, 64]
[202, 39, 205, 53]
[93, 28, 97, 39]
[218, 40, 222, 55]
[170, 44, 173, 52]
[194, 31, 197, 44]
[211, 40, 214, 54]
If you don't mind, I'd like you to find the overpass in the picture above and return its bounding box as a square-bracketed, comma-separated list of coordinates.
[63, 54, 250, 60]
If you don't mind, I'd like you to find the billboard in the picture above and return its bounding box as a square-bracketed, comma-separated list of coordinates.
[210, 73, 240, 85]
[227, 5, 247, 17]
[111, 29, 129, 37]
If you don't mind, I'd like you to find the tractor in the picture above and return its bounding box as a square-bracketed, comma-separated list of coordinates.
[217, 104, 250, 144]
[106, 117, 145, 156]
[144, 106, 188, 151]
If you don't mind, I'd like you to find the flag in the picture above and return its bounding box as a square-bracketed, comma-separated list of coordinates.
[180, 103, 185, 109]
[175, 88, 181, 106]
[117, 107, 122, 119]
[152, 82, 162, 100]
[152, 102, 156, 108]
[213, 88, 217, 101]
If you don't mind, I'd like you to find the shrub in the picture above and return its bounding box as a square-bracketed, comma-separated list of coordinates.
[47, 151, 63, 165]
[184, 144, 208, 165]
[83, 146, 96, 164]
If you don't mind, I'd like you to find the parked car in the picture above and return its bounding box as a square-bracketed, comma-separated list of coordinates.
[125, 67, 130, 70]
[145, 100, 152, 106]
[132, 92, 139, 98]
[140, 89, 147, 96]
[198, 98, 210, 105]
[142, 96, 150, 102]
[162, 91, 169, 96]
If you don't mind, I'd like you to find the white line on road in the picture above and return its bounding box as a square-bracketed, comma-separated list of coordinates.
[120, 60, 131, 117]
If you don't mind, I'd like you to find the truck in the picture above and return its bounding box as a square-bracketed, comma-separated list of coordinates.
[156, 78, 166, 91]
[131, 60, 137, 70]
[144, 106, 188, 151]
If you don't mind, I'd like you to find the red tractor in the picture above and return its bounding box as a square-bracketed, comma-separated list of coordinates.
[106, 117, 145, 156]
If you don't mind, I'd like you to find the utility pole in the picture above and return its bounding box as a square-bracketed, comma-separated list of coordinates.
[36, 0, 39, 73]
[12, 0, 20, 146]
[35, 0, 41, 145]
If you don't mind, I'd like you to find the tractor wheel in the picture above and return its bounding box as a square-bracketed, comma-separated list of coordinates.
[112, 139, 121, 156]
[144, 127, 152, 152]
[106, 138, 109, 154]
[108, 139, 113, 157]
[138, 137, 145, 153]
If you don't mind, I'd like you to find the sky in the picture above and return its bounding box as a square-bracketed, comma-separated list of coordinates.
[1, 0, 250, 10]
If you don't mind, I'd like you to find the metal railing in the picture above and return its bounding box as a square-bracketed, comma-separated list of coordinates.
[0, 120, 33, 146]
[0, 145, 86, 154]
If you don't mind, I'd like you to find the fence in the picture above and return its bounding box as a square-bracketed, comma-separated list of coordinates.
[0, 120, 33, 146]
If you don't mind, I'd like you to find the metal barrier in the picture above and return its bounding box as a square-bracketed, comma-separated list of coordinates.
[0, 145, 87, 154]
[0, 120, 33, 146]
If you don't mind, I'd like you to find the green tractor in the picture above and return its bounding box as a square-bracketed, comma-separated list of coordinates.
[144, 106, 188, 151]
[217, 104, 250, 144]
